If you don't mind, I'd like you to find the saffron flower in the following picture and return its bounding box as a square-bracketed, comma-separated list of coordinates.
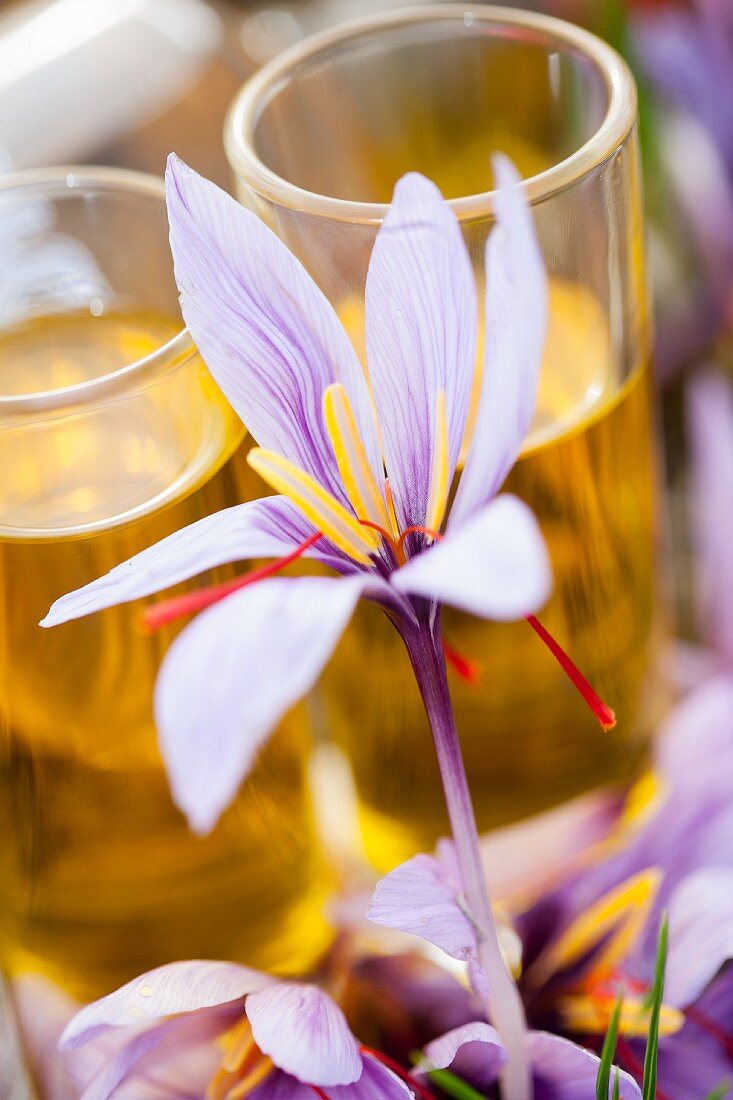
[55, 960, 413, 1100]
[42, 152, 613, 1098]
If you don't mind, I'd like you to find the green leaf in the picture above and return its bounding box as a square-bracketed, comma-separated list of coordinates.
[596, 992, 624, 1100]
[613, 1068, 621, 1100]
[642, 914, 669, 1100]
[409, 1053, 488, 1100]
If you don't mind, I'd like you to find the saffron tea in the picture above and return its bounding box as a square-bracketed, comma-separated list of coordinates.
[0, 307, 331, 1000]
[324, 280, 657, 868]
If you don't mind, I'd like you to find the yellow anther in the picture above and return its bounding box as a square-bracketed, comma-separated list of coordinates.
[558, 994, 684, 1038]
[323, 383, 391, 533]
[528, 868, 662, 986]
[425, 390, 450, 532]
[247, 448, 378, 566]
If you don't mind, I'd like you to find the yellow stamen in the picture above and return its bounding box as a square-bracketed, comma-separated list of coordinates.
[220, 1018, 256, 1074]
[384, 478, 400, 541]
[247, 448, 378, 566]
[558, 993, 684, 1038]
[528, 868, 662, 986]
[458, 355, 484, 469]
[425, 389, 450, 533]
[227, 1057, 274, 1098]
[323, 383, 391, 534]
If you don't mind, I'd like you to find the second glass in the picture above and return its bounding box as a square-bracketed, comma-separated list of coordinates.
[225, 5, 658, 868]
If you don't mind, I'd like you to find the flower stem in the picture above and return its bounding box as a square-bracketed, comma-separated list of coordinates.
[402, 615, 532, 1100]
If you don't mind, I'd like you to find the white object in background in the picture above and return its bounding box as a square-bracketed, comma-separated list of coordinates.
[0, 0, 222, 168]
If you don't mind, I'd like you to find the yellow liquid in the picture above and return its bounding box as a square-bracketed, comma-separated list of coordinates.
[324, 281, 658, 870]
[0, 310, 331, 1001]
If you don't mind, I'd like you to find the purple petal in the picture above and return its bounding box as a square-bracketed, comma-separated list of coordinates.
[365, 172, 477, 529]
[393, 495, 551, 620]
[451, 155, 548, 527]
[656, 969, 733, 1100]
[330, 1053, 414, 1100]
[367, 852, 477, 961]
[656, 673, 733, 795]
[528, 1032, 641, 1100]
[60, 961, 270, 1050]
[166, 155, 382, 506]
[418, 1023, 506, 1091]
[249, 1070, 314, 1100]
[665, 867, 733, 1007]
[687, 372, 733, 666]
[155, 575, 365, 833]
[41, 496, 326, 628]
[245, 983, 361, 1087]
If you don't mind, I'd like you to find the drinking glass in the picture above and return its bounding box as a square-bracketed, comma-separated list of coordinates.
[225, 4, 659, 868]
[0, 167, 331, 1002]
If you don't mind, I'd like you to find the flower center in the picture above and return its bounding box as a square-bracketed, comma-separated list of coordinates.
[207, 1017, 274, 1100]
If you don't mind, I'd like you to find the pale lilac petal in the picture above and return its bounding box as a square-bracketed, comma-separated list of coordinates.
[79, 1010, 226, 1100]
[330, 1053, 413, 1100]
[60, 961, 270, 1049]
[656, 673, 733, 794]
[155, 575, 365, 833]
[245, 983, 361, 1087]
[418, 1023, 506, 1091]
[367, 852, 477, 961]
[665, 867, 733, 1007]
[528, 1033, 641, 1100]
[480, 791, 620, 905]
[451, 155, 548, 527]
[40, 496, 330, 628]
[166, 156, 382, 505]
[393, 495, 551, 620]
[687, 372, 733, 666]
[365, 171, 477, 528]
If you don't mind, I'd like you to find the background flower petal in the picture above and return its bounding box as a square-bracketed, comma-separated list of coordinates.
[166, 155, 383, 505]
[418, 1022, 506, 1091]
[528, 1032, 641, 1100]
[330, 1053, 414, 1100]
[246, 983, 361, 1087]
[367, 852, 477, 961]
[665, 867, 733, 1006]
[365, 171, 477, 529]
[41, 496, 330, 627]
[155, 575, 365, 833]
[60, 961, 270, 1049]
[451, 154, 548, 528]
[687, 371, 733, 667]
[393, 495, 551, 620]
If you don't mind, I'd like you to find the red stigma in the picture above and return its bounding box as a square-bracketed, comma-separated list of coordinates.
[525, 615, 617, 731]
[443, 639, 482, 685]
[309, 1089, 329, 1100]
[142, 532, 324, 632]
[397, 525, 444, 551]
[359, 519, 400, 557]
[359, 1047, 435, 1100]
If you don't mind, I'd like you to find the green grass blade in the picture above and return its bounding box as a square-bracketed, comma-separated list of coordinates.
[642, 914, 669, 1100]
[409, 1053, 488, 1100]
[703, 1084, 730, 1100]
[613, 1068, 621, 1100]
[597, 993, 624, 1100]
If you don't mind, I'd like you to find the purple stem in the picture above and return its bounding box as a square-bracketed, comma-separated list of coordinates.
[401, 612, 532, 1100]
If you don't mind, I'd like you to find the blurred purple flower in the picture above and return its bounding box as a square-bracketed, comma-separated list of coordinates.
[633, 0, 733, 376]
[415, 1023, 641, 1100]
[56, 961, 413, 1100]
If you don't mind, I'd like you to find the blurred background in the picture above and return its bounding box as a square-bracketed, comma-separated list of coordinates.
[2, 0, 729, 640]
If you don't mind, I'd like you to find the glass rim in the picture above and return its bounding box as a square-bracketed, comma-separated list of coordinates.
[225, 2, 637, 224]
[0, 164, 194, 416]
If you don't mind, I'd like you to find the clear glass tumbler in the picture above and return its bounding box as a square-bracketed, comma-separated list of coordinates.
[225, 5, 659, 869]
[0, 167, 331, 1003]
